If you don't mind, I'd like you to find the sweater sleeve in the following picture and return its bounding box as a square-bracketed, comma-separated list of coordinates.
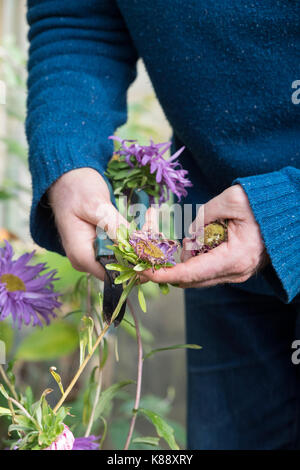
[26, 0, 138, 255]
[234, 166, 300, 304]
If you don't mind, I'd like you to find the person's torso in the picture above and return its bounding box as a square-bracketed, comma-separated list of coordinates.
[117, 0, 300, 199]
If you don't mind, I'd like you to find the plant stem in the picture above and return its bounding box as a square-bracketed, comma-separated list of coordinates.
[123, 299, 143, 450]
[85, 321, 103, 438]
[0, 365, 18, 401]
[53, 275, 137, 414]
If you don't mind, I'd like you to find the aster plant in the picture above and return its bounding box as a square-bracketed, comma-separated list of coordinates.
[105, 223, 180, 308]
[106, 136, 192, 204]
[0, 378, 100, 450]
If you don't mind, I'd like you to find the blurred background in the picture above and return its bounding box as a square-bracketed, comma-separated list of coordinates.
[0, 0, 187, 449]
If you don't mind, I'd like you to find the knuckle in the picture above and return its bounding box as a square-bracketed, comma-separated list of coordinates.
[79, 196, 100, 217]
[225, 185, 246, 207]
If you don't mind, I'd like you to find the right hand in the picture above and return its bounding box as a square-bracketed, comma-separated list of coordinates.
[48, 167, 129, 280]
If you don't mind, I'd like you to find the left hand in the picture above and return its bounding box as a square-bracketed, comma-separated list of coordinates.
[141, 185, 268, 288]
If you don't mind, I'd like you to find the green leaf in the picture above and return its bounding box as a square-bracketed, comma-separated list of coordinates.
[100, 338, 108, 370]
[105, 264, 131, 272]
[49, 367, 64, 395]
[114, 271, 135, 285]
[133, 436, 160, 447]
[159, 283, 170, 295]
[79, 316, 94, 365]
[0, 383, 9, 399]
[0, 406, 12, 416]
[113, 168, 140, 181]
[139, 408, 179, 450]
[133, 263, 148, 272]
[82, 369, 98, 426]
[144, 344, 202, 360]
[138, 286, 147, 313]
[116, 224, 129, 243]
[16, 321, 79, 361]
[94, 381, 134, 420]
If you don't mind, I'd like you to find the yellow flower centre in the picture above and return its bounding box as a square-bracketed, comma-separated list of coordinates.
[0, 274, 26, 292]
[136, 241, 165, 260]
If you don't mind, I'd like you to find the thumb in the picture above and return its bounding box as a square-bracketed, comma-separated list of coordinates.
[84, 200, 130, 241]
[189, 189, 233, 235]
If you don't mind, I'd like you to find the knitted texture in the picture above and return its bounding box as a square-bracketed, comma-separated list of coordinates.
[26, 0, 300, 301]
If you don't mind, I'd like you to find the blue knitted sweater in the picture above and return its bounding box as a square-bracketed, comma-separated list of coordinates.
[26, 0, 300, 303]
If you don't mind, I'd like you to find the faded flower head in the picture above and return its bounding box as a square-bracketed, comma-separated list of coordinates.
[46, 424, 75, 450]
[129, 230, 179, 267]
[190, 222, 227, 256]
[0, 241, 61, 328]
[109, 136, 192, 204]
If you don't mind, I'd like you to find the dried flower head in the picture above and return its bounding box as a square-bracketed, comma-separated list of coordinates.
[129, 230, 179, 267]
[190, 221, 227, 256]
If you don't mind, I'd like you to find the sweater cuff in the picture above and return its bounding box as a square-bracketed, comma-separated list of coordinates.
[29, 134, 112, 255]
[233, 167, 300, 303]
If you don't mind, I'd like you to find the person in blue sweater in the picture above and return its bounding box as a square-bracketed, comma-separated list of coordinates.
[26, 1, 300, 450]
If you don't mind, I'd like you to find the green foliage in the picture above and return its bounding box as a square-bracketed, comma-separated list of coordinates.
[133, 436, 160, 446]
[82, 366, 99, 426]
[106, 158, 161, 201]
[144, 343, 202, 360]
[79, 316, 94, 366]
[94, 381, 134, 421]
[49, 367, 64, 395]
[159, 283, 170, 295]
[139, 408, 179, 450]
[16, 321, 79, 361]
[138, 285, 147, 312]
[0, 385, 69, 450]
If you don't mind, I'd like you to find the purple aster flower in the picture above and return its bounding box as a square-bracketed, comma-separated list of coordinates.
[109, 136, 192, 204]
[72, 435, 100, 451]
[129, 230, 179, 267]
[0, 240, 61, 328]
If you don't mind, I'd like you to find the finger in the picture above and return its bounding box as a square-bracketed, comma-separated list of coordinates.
[189, 185, 246, 234]
[142, 207, 160, 233]
[57, 214, 106, 280]
[178, 270, 251, 288]
[142, 242, 235, 285]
